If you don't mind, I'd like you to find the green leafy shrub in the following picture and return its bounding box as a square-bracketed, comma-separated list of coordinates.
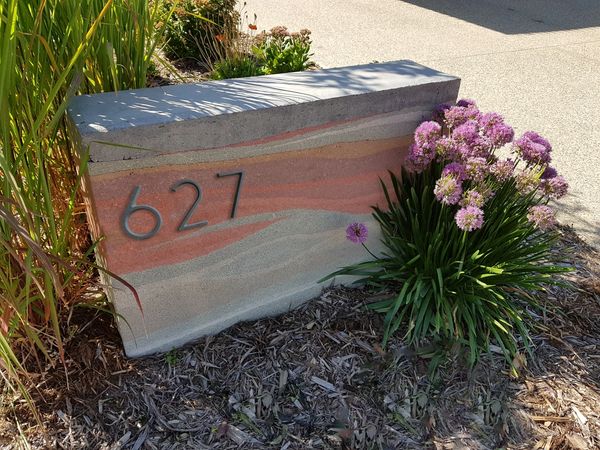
[326, 100, 571, 367]
[162, 0, 238, 65]
[208, 25, 314, 80]
[253, 26, 314, 74]
[211, 55, 263, 79]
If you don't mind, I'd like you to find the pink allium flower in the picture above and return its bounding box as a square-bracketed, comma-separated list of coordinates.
[541, 175, 569, 199]
[455, 206, 484, 231]
[490, 159, 515, 182]
[346, 223, 368, 244]
[452, 120, 480, 144]
[456, 140, 491, 160]
[435, 137, 458, 160]
[460, 190, 485, 208]
[541, 166, 558, 179]
[434, 175, 463, 205]
[514, 132, 552, 165]
[444, 104, 480, 129]
[477, 184, 496, 201]
[465, 157, 488, 182]
[527, 205, 557, 230]
[456, 98, 477, 108]
[452, 120, 494, 157]
[432, 103, 451, 124]
[478, 112, 514, 148]
[414, 121, 442, 150]
[442, 162, 467, 181]
[405, 143, 435, 173]
[522, 131, 552, 153]
[515, 168, 540, 194]
[456, 142, 474, 159]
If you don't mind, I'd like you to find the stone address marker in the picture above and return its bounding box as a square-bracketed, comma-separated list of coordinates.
[68, 60, 460, 357]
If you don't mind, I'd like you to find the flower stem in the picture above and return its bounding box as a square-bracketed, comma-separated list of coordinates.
[362, 243, 379, 260]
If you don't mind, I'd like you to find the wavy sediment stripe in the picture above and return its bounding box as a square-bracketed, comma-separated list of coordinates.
[90, 136, 409, 274]
[88, 111, 415, 175]
[113, 209, 382, 356]
[112, 217, 285, 275]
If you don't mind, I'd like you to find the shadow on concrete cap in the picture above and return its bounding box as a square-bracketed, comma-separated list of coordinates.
[68, 60, 459, 135]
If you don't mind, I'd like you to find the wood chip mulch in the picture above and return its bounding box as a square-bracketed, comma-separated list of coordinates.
[2, 226, 600, 450]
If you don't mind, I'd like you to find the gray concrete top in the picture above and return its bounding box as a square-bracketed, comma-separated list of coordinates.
[68, 60, 457, 135]
[68, 60, 459, 164]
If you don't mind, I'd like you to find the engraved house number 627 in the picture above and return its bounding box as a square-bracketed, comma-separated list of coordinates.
[121, 171, 244, 240]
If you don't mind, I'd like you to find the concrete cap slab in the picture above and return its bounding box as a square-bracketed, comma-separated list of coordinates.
[68, 60, 459, 163]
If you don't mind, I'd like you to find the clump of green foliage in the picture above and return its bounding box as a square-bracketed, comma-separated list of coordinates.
[162, 0, 238, 66]
[211, 55, 264, 79]
[209, 25, 314, 80]
[253, 26, 313, 74]
[325, 101, 571, 370]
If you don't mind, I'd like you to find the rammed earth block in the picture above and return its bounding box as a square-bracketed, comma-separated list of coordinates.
[67, 60, 460, 357]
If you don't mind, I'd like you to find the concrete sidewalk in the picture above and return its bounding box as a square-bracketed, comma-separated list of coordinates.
[245, 0, 600, 247]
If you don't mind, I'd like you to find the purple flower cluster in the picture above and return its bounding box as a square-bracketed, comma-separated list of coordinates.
[452, 120, 479, 144]
[432, 103, 451, 123]
[541, 166, 558, 179]
[406, 121, 442, 171]
[435, 137, 457, 160]
[514, 131, 552, 165]
[444, 101, 480, 129]
[465, 157, 488, 182]
[460, 190, 485, 208]
[537, 164, 568, 199]
[455, 206, 484, 231]
[541, 175, 569, 199]
[434, 174, 463, 205]
[408, 101, 517, 177]
[346, 222, 368, 244]
[479, 112, 514, 148]
[406, 143, 435, 172]
[490, 159, 515, 182]
[515, 168, 540, 194]
[401, 99, 569, 232]
[456, 99, 477, 108]
[442, 162, 467, 181]
[414, 121, 441, 149]
[527, 205, 557, 230]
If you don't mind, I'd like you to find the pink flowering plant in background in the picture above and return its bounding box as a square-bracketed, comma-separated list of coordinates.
[325, 99, 572, 370]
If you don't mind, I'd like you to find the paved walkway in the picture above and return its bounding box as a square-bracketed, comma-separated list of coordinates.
[246, 0, 600, 247]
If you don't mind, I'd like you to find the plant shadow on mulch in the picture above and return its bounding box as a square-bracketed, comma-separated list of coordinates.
[5, 226, 600, 450]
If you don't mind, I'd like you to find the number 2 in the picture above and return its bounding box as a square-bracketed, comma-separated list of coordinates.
[170, 179, 208, 232]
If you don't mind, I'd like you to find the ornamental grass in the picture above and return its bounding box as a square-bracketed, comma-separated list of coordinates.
[0, 0, 166, 414]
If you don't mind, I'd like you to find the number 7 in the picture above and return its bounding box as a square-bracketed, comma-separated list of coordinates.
[216, 170, 245, 218]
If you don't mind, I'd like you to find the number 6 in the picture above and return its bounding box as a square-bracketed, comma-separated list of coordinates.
[121, 186, 163, 240]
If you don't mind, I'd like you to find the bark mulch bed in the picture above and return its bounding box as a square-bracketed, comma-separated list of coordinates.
[2, 226, 599, 449]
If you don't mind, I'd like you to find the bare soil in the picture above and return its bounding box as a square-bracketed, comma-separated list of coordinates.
[2, 226, 600, 450]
